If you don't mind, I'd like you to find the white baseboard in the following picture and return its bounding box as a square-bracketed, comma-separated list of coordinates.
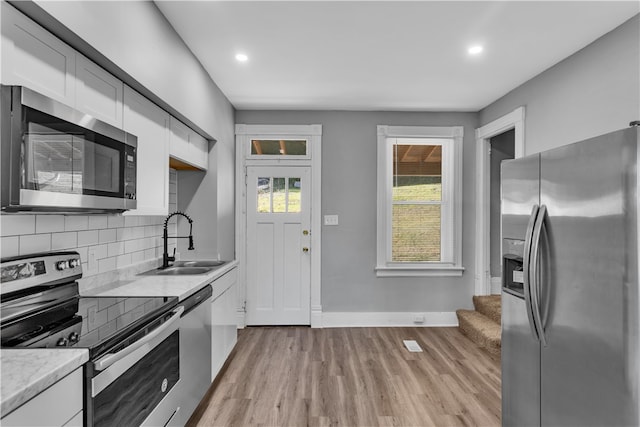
[321, 311, 458, 328]
[491, 277, 502, 295]
[236, 309, 246, 329]
[311, 305, 323, 328]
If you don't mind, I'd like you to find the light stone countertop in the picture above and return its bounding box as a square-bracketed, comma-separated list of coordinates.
[82, 260, 238, 301]
[1, 260, 238, 418]
[1, 348, 89, 417]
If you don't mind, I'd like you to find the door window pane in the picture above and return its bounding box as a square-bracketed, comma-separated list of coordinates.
[272, 178, 286, 213]
[288, 178, 301, 213]
[256, 177, 302, 213]
[251, 139, 307, 156]
[257, 177, 271, 213]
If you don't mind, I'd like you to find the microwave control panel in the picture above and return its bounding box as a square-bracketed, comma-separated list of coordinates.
[124, 145, 136, 200]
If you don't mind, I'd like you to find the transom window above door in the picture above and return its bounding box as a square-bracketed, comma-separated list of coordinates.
[250, 139, 308, 157]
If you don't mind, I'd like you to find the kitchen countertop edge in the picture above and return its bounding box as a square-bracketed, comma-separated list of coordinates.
[1, 348, 89, 417]
[82, 260, 239, 301]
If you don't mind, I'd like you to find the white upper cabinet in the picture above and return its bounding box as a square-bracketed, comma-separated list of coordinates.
[169, 116, 209, 171]
[1, 2, 76, 106]
[123, 85, 170, 216]
[75, 54, 124, 128]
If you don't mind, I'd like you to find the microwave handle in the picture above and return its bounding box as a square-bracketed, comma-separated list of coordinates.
[93, 306, 184, 371]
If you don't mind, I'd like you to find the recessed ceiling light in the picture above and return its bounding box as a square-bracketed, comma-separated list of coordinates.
[235, 53, 248, 62]
[468, 45, 483, 55]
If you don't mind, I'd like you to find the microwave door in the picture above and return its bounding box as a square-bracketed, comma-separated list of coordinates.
[25, 132, 77, 194]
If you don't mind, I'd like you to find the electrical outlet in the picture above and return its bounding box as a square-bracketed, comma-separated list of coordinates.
[412, 313, 426, 324]
[324, 215, 339, 226]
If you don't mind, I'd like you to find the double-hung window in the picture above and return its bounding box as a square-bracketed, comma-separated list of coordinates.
[376, 125, 464, 277]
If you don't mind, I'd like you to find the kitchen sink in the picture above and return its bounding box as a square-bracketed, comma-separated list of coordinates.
[173, 260, 227, 268]
[155, 266, 214, 275]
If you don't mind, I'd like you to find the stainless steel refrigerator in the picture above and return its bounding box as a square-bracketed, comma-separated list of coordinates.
[501, 125, 639, 427]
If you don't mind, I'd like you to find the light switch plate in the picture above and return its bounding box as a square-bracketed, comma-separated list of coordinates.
[324, 214, 339, 226]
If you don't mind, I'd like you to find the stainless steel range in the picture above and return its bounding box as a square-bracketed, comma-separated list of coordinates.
[0, 251, 183, 427]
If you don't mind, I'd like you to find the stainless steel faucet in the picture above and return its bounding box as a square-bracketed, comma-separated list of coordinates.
[162, 211, 194, 269]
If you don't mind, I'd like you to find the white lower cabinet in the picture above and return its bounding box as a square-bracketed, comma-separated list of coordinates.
[1, 368, 83, 427]
[211, 267, 238, 382]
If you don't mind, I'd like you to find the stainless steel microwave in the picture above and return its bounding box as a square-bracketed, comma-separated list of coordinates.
[1, 85, 137, 213]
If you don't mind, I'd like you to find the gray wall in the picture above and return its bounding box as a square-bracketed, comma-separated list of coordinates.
[480, 14, 640, 154]
[236, 111, 478, 313]
[489, 130, 515, 277]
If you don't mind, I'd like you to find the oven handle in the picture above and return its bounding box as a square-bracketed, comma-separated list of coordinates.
[94, 306, 184, 372]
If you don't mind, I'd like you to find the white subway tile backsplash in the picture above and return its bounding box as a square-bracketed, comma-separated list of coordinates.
[116, 253, 132, 268]
[1, 173, 176, 278]
[88, 215, 108, 229]
[51, 232, 78, 250]
[124, 239, 142, 254]
[90, 244, 108, 260]
[65, 216, 89, 232]
[19, 234, 51, 255]
[78, 230, 99, 247]
[36, 215, 65, 233]
[131, 251, 145, 264]
[98, 257, 117, 273]
[75, 246, 88, 263]
[107, 241, 125, 257]
[99, 229, 117, 244]
[107, 215, 125, 229]
[124, 216, 139, 228]
[1, 215, 36, 236]
[1, 236, 19, 258]
[132, 226, 145, 240]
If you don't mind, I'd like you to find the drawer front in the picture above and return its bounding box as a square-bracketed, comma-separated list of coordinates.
[1, 368, 83, 427]
[211, 267, 238, 300]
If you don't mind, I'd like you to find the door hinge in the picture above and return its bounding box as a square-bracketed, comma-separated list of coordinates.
[242, 300, 247, 312]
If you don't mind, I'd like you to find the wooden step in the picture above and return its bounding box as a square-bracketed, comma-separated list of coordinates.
[473, 295, 501, 325]
[456, 309, 501, 357]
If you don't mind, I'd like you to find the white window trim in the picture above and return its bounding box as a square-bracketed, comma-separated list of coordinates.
[376, 125, 464, 277]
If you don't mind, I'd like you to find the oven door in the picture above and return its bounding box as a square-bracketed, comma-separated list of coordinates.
[1, 85, 137, 212]
[87, 306, 183, 427]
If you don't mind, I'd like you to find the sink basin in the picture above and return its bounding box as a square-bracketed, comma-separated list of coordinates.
[173, 260, 227, 268]
[155, 266, 214, 275]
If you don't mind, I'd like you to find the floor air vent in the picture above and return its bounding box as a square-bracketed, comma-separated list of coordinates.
[403, 340, 423, 352]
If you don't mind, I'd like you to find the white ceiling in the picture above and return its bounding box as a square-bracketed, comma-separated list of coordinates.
[156, 1, 639, 112]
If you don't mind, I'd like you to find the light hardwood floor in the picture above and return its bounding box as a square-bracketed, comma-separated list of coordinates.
[188, 327, 501, 427]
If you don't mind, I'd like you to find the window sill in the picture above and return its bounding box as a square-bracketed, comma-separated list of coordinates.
[375, 264, 465, 277]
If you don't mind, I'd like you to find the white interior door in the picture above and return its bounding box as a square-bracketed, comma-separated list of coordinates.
[246, 166, 311, 325]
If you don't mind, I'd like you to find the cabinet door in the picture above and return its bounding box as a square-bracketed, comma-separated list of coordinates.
[1, 2, 76, 106]
[123, 85, 170, 216]
[169, 116, 208, 171]
[1, 368, 83, 427]
[76, 54, 124, 128]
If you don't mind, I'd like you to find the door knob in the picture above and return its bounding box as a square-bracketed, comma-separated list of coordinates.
[302, 247, 309, 253]
[302, 230, 309, 236]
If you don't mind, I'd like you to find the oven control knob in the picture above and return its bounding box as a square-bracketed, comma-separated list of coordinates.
[69, 259, 80, 268]
[56, 261, 69, 271]
[68, 332, 79, 343]
[56, 337, 69, 346]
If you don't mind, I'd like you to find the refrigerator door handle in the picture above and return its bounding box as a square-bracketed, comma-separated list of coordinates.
[523, 204, 541, 341]
[530, 204, 548, 347]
